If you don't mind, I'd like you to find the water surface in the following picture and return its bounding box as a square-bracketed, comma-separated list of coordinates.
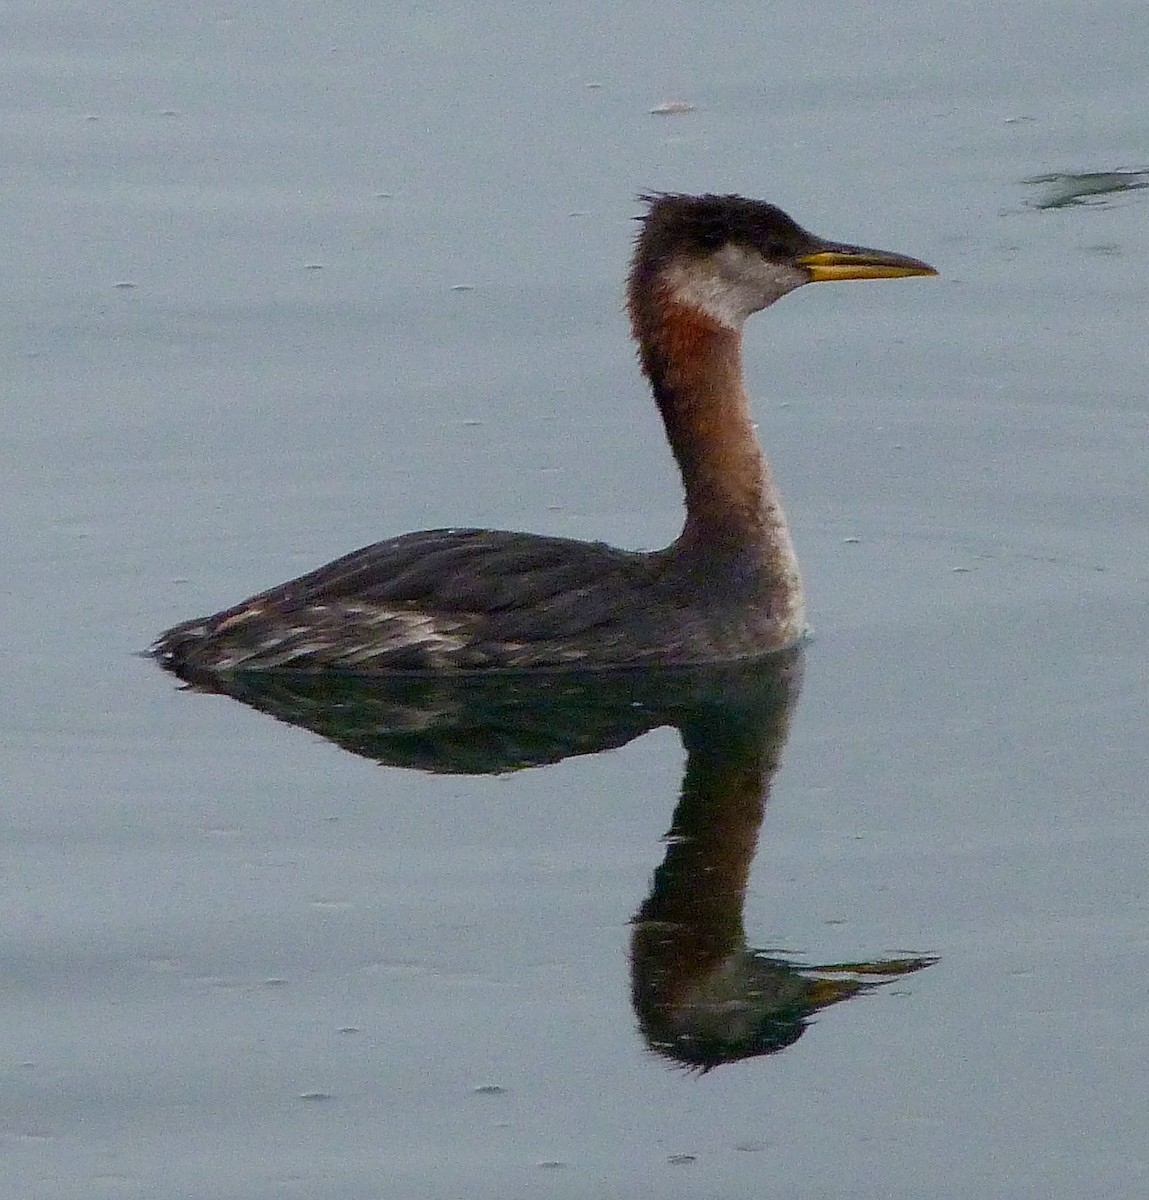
[3, 1, 1148, 1197]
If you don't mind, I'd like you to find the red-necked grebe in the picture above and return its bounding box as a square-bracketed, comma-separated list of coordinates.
[154, 193, 935, 675]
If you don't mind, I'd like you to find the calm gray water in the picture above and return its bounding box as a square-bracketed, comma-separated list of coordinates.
[3, 1, 1147, 1197]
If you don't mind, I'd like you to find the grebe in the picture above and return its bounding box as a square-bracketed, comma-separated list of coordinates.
[154, 193, 935, 676]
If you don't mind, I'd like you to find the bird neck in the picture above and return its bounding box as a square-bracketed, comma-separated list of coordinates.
[632, 289, 798, 575]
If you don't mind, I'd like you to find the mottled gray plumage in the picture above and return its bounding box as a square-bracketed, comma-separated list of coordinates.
[154, 527, 789, 674]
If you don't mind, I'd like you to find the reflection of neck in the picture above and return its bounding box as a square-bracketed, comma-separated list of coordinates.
[633, 719, 780, 981]
[631, 670, 799, 1014]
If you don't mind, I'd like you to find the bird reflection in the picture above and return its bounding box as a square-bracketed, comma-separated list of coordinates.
[631, 655, 933, 1067]
[172, 650, 934, 1065]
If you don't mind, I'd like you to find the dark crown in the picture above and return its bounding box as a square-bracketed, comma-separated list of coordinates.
[634, 193, 818, 272]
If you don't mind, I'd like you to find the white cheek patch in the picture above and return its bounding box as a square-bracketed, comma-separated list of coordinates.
[662, 246, 808, 329]
[662, 260, 749, 329]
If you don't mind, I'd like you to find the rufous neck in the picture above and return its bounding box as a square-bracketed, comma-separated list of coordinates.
[633, 292, 793, 559]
